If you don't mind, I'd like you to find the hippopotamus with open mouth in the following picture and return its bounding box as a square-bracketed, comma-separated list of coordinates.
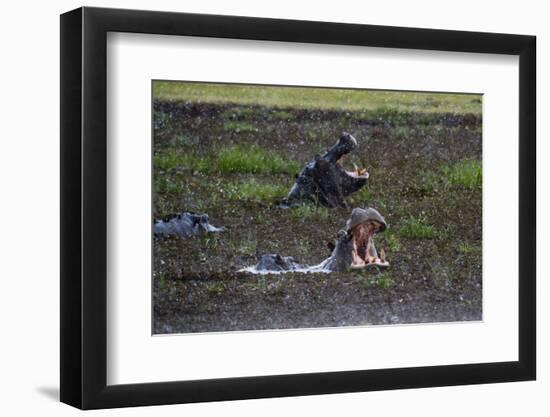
[319, 207, 389, 272]
[285, 132, 369, 208]
[244, 207, 388, 274]
[153, 212, 224, 238]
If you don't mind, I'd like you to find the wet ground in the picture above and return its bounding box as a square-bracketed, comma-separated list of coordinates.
[152, 100, 482, 334]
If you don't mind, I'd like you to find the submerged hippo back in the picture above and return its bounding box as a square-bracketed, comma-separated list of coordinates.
[255, 254, 304, 272]
[153, 212, 224, 238]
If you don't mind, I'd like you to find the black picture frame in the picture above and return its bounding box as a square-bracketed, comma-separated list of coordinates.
[60, 6, 536, 410]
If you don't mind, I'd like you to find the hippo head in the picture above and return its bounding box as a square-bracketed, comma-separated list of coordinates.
[154, 212, 224, 237]
[287, 132, 369, 208]
[346, 207, 388, 268]
[320, 207, 388, 271]
[324, 131, 369, 182]
[189, 213, 211, 231]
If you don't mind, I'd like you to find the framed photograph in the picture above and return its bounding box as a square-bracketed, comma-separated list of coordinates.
[60, 6, 536, 409]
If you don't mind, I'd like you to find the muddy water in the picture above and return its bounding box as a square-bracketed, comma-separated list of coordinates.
[153, 101, 482, 334]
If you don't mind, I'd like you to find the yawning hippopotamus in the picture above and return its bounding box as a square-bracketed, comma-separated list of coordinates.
[318, 207, 389, 272]
[285, 132, 369, 208]
[244, 207, 388, 274]
[153, 212, 224, 238]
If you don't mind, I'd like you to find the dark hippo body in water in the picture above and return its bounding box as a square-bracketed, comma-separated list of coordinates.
[285, 132, 369, 208]
[247, 208, 389, 274]
[154, 212, 224, 238]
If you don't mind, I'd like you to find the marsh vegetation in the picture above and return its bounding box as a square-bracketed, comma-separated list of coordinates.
[152, 82, 482, 333]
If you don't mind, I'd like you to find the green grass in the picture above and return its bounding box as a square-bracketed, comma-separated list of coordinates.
[416, 160, 482, 195]
[382, 230, 401, 252]
[154, 195, 178, 218]
[224, 178, 288, 203]
[289, 204, 330, 220]
[202, 235, 223, 250]
[155, 176, 184, 194]
[349, 186, 370, 205]
[271, 110, 296, 121]
[368, 106, 441, 125]
[154, 146, 299, 175]
[414, 171, 440, 195]
[206, 282, 226, 296]
[236, 240, 258, 256]
[442, 160, 482, 189]
[458, 242, 482, 255]
[153, 81, 482, 115]
[399, 216, 443, 239]
[154, 151, 211, 172]
[217, 145, 299, 175]
[394, 125, 413, 138]
[156, 272, 169, 291]
[363, 272, 394, 290]
[223, 121, 259, 134]
[171, 134, 199, 147]
[221, 106, 258, 120]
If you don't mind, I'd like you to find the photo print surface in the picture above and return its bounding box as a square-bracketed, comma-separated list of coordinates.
[152, 81, 482, 334]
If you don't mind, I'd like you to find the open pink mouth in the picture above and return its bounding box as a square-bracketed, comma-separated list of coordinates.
[345, 167, 369, 179]
[350, 221, 389, 268]
[338, 155, 369, 180]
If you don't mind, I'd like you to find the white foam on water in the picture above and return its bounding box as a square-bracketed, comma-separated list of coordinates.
[239, 259, 389, 275]
[239, 261, 332, 275]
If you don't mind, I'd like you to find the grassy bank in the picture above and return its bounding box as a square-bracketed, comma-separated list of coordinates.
[153, 81, 482, 114]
